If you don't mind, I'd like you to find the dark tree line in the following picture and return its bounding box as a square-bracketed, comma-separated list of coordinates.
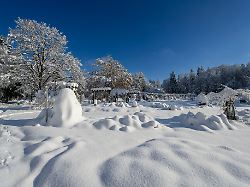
[162, 64, 250, 94]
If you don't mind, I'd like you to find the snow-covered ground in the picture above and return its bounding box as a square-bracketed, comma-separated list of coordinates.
[0, 99, 250, 187]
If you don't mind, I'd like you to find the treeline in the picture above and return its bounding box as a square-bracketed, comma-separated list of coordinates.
[162, 64, 250, 94]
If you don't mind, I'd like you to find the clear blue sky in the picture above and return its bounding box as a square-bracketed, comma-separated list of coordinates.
[1, 0, 250, 80]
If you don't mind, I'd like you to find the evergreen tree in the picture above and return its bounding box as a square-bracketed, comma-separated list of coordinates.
[169, 71, 178, 93]
[189, 69, 196, 93]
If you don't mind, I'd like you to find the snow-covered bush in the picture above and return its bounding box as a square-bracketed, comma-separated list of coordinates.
[236, 89, 250, 104]
[93, 112, 171, 132]
[196, 93, 208, 105]
[38, 88, 84, 127]
[206, 86, 237, 106]
[178, 112, 236, 131]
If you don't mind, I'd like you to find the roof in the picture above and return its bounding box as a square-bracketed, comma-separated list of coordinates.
[91, 87, 112, 91]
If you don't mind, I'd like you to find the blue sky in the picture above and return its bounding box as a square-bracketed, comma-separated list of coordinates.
[1, 0, 250, 80]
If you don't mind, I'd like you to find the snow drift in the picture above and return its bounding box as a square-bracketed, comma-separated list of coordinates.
[93, 112, 172, 132]
[178, 112, 237, 131]
[237, 109, 250, 125]
[140, 101, 183, 110]
[207, 86, 237, 105]
[100, 138, 250, 187]
[39, 88, 84, 128]
[196, 93, 208, 105]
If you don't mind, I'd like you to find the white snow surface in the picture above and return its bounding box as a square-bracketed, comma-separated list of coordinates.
[177, 112, 237, 132]
[0, 100, 250, 187]
[47, 88, 84, 127]
[207, 86, 237, 105]
[196, 93, 209, 105]
[93, 112, 172, 132]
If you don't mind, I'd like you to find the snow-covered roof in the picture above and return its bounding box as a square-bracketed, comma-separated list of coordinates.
[129, 90, 141, 94]
[57, 81, 78, 88]
[91, 87, 112, 91]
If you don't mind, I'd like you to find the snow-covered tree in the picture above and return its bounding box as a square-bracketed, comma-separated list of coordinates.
[91, 56, 132, 89]
[7, 18, 85, 94]
[189, 69, 196, 93]
[0, 36, 22, 101]
[195, 66, 206, 93]
[162, 63, 250, 94]
[178, 74, 189, 93]
[0, 36, 17, 87]
[63, 53, 86, 95]
[131, 72, 146, 91]
[148, 80, 161, 89]
[169, 71, 178, 93]
[0, 36, 9, 65]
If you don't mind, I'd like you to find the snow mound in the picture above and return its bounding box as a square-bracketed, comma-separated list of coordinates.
[100, 138, 250, 187]
[36, 108, 54, 123]
[141, 101, 183, 110]
[196, 93, 208, 105]
[93, 119, 118, 129]
[178, 112, 236, 131]
[47, 88, 84, 128]
[101, 102, 131, 112]
[237, 109, 250, 125]
[84, 107, 94, 112]
[151, 102, 169, 109]
[0, 126, 15, 168]
[130, 100, 138, 107]
[237, 89, 250, 103]
[116, 102, 126, 108]
[112, 107, 127, 112]
[0, 125, 12, 141]
[93, 112, 171, 132]
[169, 104, 183, 110]
[30, 137, 86, 187]
[108, 102, 117, 107]
[134, 112, 153, 122]
[207, 86, 237, 105]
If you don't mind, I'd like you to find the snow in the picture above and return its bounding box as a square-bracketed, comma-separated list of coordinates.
[93, 112, 170, 132]
[196, 93, 209, 105]
[237, 108, 250, 125]
[57, 81, 78, 88]
[46, 88, 84, 127]
[0, 125, 15, 167]
[130, 100, 138, 107]
[237, 89, 250, 103]
[177, 112, 238, 132]
[207, 86, 237, 105]
[91, 87, 111, 91]
[0, 99, 250, 186]
[101, 137, 250, 187]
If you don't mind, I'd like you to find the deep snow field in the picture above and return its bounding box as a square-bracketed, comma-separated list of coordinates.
[0, 98, 250, 186]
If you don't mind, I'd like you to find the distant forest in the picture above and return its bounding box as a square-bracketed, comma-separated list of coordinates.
[162, 63, 250, 94]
